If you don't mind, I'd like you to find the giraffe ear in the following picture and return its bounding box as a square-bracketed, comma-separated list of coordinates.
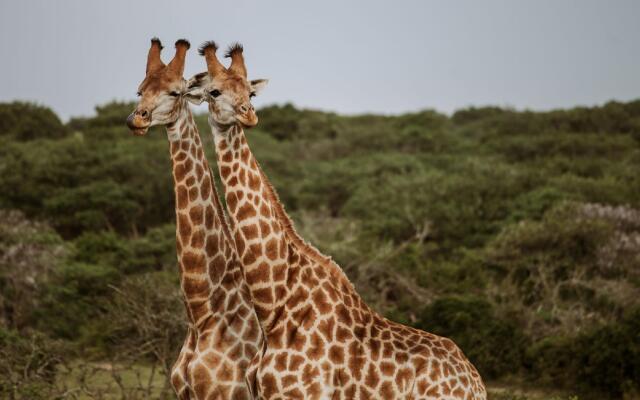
[250, 79, 269, 96]
[185, 72, 209, 105]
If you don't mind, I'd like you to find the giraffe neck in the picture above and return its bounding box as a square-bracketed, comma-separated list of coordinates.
[168, 103, 237, 327]
[212, 124, 352, 331]
[211, 124, 286, 328]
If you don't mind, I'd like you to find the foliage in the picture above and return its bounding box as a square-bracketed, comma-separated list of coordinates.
[418, 296, 528, 380]
[1, 98, 640, 397]
[526, 307, 640, 398]
[0, 102, 67, 141]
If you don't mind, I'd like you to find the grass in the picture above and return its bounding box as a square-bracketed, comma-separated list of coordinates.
[58, 361, 171, 399]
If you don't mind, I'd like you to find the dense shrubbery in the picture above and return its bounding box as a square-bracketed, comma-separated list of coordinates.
[1, 99, 639, 398]
[417, 296, 528, 380]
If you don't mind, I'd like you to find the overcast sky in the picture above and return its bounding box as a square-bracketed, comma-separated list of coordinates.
[1, 0, 639, 120]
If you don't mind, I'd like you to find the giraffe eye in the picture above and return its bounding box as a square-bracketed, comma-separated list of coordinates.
[249, 91, 256, 98]
[169, 91, 180, 97]
[136, 91, 142, 97]
[210, 89, 221, 98]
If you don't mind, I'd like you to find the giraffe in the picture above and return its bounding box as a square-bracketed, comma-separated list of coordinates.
[126, 38, 262, 400]
[185, 41, 487, 400]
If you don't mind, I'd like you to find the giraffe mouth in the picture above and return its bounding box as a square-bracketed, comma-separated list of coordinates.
[126, 113, 150, 136]
[237, 113, 258, 128]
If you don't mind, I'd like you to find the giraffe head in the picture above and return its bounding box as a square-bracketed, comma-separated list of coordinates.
[185, 41, 268, 128]
[126, 38, 190, 135]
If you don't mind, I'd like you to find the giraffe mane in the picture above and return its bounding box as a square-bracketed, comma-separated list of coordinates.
[254, 162, 356, 293]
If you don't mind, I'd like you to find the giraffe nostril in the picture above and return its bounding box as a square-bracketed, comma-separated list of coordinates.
[239, 105, 249, 114]
[140, 110, 149, 118]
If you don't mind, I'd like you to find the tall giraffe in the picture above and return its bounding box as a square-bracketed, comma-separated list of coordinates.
[186, 42, 487, 399]
[126, 38, 261, 400]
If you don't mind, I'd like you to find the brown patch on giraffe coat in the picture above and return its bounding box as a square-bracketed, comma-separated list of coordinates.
[241, 147, 250, 163]
[174, 163, 187, 182]
[260, 203, 271, 218]
[237, 203, 257, 221]
[191, 364, 211, 399]
[286, 286, 307, 310]
[182, 276, 208, 299]
[318, 317, 336, 342]
[188, 186, 199, 202]
[380, 381, 395, 398]
[234, 231, 245, 256]
[241, 224, 259, 240]
[226, 191, 238, 213]
[347, 341, 366, 380]
[204, 204, 214, 229]
[181, 251, 206, 274]
[380, 361, 395, 377]
[365, 363, 380, 389]
[265, 238, 278, 260]
[176, 185, 189, 209]
[170, 141, 180, 155]
[329, 344, 344, 364]
[221, 150, 233, 163]
[191, 229, 204, 249]
[272, 263, 287, 282]
[195, 164, 204, 181]
[336, 326, 352, 342]
[253, 287, 273, 304]
[245, 263, 270, 285]
[201, 176, 211, 199]
[395, 351, 409, 364]
[284, 387, 304, 399]
[301, 364, 320, 385]
[220, 165, 231, 180]
[395, 367, 413, 391]
[248, 172, 261, 191]
[344, 384, 356, 399]
[307, 332, 325, 360]
[205, 235, 219, 256]
[288, 354, 305, 371]
[370, 338, 381, 361]
[430, 359, 442, 381]
[260, 373, 278, 399]
[275, 353, 288, 371]
[335, 304, 352, 326]
[286, 325, 306, 351]
[242, 250, 256, 266]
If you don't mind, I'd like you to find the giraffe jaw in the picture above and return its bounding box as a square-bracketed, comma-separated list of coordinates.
[130, 128, 149, 136]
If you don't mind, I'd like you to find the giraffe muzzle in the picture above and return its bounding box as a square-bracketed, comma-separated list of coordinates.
[236, 107, 258, 128]
[126, 112, 150, 136]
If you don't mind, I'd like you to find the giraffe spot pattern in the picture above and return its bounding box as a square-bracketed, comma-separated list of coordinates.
[209, 124, 487, 399]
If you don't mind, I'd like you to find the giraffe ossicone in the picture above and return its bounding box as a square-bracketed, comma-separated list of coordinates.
[127, 37, 262, 400]
[186, 41, 488, 399]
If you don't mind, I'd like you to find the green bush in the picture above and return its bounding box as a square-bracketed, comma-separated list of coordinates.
[1, 98, 640, 397]
[417, 296, 528, 379]
[526, 307, 640, 398]
[36, 262, 119, 339]
[0, 102, 68, 140]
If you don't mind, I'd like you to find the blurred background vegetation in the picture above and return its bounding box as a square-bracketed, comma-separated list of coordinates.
[0, 100, 639, 399]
